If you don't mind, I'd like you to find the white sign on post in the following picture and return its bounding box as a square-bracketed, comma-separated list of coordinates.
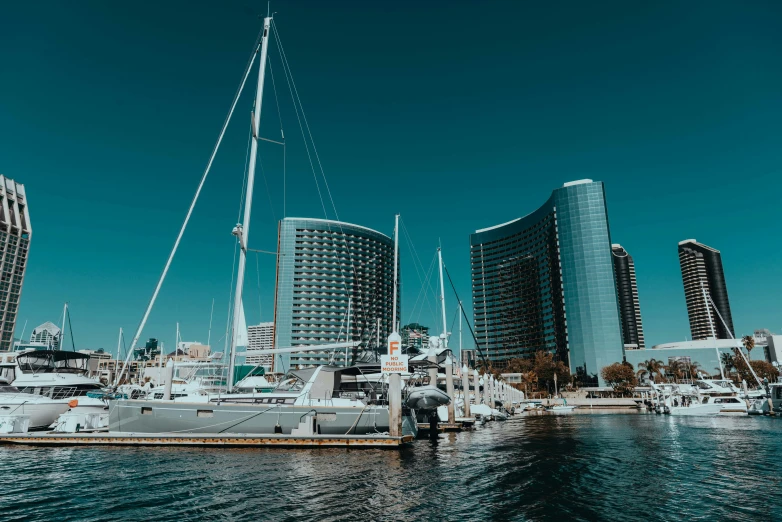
[381, 332, 408, 374]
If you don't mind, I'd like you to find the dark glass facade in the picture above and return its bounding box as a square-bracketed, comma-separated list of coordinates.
[470, 180, 624, 385]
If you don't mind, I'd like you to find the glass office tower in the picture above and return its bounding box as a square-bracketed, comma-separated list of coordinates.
[273, 218, 398, 372]
[470, 180, 624, 385]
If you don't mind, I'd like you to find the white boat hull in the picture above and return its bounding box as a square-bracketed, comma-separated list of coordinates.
[0, 402, 69, 429]
[669, 403, 747, 416]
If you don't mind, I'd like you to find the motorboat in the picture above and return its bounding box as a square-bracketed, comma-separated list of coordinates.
[0, 382, 69, 430]
[547, 399, 576, 414]
[9, 350, 110, 429]
[109, 365, 418, 436]
[669, 395, 747, 416]
[651, 379, 748, 416]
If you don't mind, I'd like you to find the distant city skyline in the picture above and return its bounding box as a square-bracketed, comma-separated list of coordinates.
[3, 1, 781, 352]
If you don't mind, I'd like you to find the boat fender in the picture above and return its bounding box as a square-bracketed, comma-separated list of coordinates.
[274, 423, 282, 434]
[68, 399, 79, 408]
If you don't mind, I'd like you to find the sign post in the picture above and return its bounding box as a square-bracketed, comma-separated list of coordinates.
[382, 332, 407, 437]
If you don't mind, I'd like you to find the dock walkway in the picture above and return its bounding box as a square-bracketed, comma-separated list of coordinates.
[0, 432, 414, 449]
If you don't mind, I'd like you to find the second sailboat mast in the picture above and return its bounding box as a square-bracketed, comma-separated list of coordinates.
[228, 17, 272, 391]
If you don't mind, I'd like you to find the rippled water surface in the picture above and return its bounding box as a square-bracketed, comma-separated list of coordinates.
[1, 414, 781, 521]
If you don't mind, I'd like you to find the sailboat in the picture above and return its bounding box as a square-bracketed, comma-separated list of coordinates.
[108, 16, 416, 437]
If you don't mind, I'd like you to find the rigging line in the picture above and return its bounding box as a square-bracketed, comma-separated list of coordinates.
[272, 22, 371, 350]
[257, 154, 277, 223]
[407, 250, 435, 325]
[400, 219, 440, 316]
[115, 28, 264, 386]
[442, 262, 490, 369]
[255, 251, 263, 322]
[270, 22, 328, 220]
[415, 253, 438, 326]
[223, 238, 240, 360]
[400, 220, 439, 324]
[237, 127, 253, 223]
[448, 303, 459, 343]
[66, 307, 76, 352]
[267, 55, 286, 218]
[272, 20, 340, 224]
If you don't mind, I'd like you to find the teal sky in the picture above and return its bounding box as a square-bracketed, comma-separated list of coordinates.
[2, 1, 781, 354]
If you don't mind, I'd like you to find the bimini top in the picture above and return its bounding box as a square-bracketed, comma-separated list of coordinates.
[16, 350, 90, 374]
[283, 217, 390, 241]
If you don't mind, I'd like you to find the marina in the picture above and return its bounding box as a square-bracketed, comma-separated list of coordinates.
[2, 2, 782, 520]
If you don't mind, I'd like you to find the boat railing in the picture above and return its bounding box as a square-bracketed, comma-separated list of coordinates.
[50, 387, 78, 400]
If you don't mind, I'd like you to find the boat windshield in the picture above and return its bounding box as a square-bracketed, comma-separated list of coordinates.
[0, 385, 20, 393]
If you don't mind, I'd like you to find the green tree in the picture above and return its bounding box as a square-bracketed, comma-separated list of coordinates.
[750, 360, 779, 382]
[687, 361, 703, 379]
[637, 358, 666, 383]
[666, 360, 686, 383]
[601, 362, 638, 395]
[532, 351, 570, 393]
[520, 371, 538, 399]
[720, 353, 735, 377]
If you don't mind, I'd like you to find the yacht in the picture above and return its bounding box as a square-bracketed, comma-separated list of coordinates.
[651, 379, 748, 416]
[0, 381, 70, 430]
[9, 350, 110, 428]
[109, 365, 418, 436]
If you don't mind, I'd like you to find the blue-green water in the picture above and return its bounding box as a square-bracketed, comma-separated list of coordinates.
[1, 414, 780, 521]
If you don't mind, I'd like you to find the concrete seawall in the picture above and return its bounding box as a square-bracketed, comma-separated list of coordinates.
[545, 398, 641, 409]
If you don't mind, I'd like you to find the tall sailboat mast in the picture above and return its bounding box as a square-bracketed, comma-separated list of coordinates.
[227, 16, 272, 391]
[437, 247, 448, 348]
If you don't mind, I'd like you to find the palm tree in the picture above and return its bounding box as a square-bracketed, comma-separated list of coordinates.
[742, 335, 755, 358]
[720, 353, 735, 377]
[666, 360, 685, 383]
[687, 361, 703, 380]
[637, 358, 665, 383]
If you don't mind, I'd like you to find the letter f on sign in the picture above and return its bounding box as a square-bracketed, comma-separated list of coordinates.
[389, 341, 399, 356]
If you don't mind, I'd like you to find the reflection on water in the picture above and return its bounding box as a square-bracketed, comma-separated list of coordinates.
[1, 415, 781, 521]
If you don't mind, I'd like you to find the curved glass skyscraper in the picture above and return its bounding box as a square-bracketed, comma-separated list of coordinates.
[273, 218, 398, 372]
[470, 180, 624, 385]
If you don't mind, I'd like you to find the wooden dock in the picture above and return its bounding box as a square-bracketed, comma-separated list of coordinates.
[416, 422, 463, 433]
[0, 432, 414, 449]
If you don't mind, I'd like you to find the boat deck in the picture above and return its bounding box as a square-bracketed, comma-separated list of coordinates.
[0, 432, 414, 449]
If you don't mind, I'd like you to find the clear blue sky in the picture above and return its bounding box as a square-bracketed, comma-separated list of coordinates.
[2, 1, 780, 354]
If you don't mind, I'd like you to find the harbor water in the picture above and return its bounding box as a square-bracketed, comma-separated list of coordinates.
[1, 414, 780, 521]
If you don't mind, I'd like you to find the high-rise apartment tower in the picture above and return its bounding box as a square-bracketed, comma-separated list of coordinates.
[678, 239, 734, 340]
[611, 244, 645, 349]
[246, 322, 274, 369]
[273, 218, 398, 372]
[0, 176, 31, 351]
